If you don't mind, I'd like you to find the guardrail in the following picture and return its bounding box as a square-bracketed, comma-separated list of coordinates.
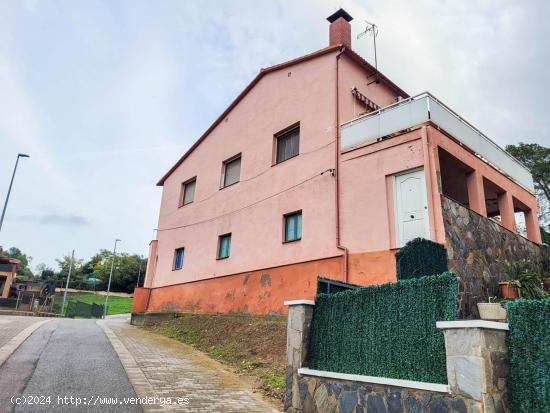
[340, 92, 534, 192]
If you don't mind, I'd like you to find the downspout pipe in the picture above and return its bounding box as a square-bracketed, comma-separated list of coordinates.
[335, 46, 349, 282]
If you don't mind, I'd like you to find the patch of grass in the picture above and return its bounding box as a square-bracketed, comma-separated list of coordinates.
[259, 370, 286, 397]
[143, 313, 287, 406]
[54, 293, 132, 316]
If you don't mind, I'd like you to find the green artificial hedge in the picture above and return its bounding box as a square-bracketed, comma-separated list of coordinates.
[307, 272, 457, 384]
[505, 299, 550, 412]
[396, 238, 448, 280]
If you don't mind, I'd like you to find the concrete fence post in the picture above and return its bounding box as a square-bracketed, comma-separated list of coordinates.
[437, 320, 509, 412]
[284, 299, 315, 413]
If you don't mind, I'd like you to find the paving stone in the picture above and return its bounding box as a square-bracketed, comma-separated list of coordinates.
[103, 319, 280, 413]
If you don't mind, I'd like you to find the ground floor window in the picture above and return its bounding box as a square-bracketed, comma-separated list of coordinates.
[284, 211, 302, 242]
[217, 233, 231, 259]
[173, 248, 185, 270]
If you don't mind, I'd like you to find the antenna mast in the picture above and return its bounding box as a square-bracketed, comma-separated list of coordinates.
[357, 20, 379, 84]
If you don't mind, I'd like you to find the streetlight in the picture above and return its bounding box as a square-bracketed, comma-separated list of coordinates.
[0, 153, 30, 232]
[103, 238, 121, 318]
[61, 249, 75, 316]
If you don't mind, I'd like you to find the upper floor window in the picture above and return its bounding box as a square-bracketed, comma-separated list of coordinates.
[173, 247, 185, 270]
[217, 233, 231, 259]
[221, 155, 241, 188]
[284, 211, 302, 242]
[275, 125, 300, 164]
[180, 177, 196, 206]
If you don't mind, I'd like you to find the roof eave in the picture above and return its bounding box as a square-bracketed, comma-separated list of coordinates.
[156, 44, 408, 186]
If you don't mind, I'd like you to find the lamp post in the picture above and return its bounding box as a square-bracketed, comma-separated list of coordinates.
[103, 238, 121, 318]
[61, 249, 75, 315]
[0, 153, 30, 232]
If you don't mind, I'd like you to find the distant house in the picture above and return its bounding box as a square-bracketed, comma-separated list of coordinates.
[135, 9, 542, 316]
[0, 247, 19, 299]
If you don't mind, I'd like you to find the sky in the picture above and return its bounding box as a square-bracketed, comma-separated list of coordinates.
[1, 0, 549, 271]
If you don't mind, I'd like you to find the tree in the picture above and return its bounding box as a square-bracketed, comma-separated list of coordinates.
[4, 247, 34, 278]
[88, 250, 146, 293]
[506, 143, 550, 229]
[56, 254, 88, 289]
[35, 263, 56, 280]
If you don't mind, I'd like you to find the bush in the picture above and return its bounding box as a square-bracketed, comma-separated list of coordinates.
[396, 238, 448, 280]
[505, 299, 550, 412]
[307, 273, 457, 383]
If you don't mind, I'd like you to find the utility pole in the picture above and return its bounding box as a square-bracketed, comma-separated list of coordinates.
[61, 250, 74, 315]
[103, 239, 121, 318]
[136, 259, 143, 289]
[0, 153, 30, 232]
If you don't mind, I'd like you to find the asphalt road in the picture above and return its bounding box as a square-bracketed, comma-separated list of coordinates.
[0, 319, 142, 413]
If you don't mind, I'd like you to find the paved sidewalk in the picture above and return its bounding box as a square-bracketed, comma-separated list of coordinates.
[101, 319, 281, 413]
[0, 316, 49, 349]
[0, 316, 51, 367]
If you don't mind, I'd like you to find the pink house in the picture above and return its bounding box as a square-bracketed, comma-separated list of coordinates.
[134, 9, 542, 316]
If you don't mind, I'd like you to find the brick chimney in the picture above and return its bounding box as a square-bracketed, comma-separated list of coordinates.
[327, 8, 353, 49]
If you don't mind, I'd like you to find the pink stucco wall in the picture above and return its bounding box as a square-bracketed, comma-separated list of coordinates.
[144, 44, 540, 304]
[148, 51, 404, 289]
[339, 130, 426, 253]
[153, 52, 338, 288]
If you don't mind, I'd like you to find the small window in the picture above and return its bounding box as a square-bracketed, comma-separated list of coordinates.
[180, 178, 196, 206]
[173, 248, 185, 270]
[284, 211, 302, 242]
[276, 126, 300, 164]
[222, 155, 241, 188]
[217, 233, 231, 259]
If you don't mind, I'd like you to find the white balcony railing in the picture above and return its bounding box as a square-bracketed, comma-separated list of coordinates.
[340, 92, 534, 192]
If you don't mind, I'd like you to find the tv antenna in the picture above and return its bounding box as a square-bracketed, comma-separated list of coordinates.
[357, 20, 379, 84]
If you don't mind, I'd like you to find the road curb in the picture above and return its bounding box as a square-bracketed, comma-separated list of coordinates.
[96, 320, 163, 412]
[0, 319, 51, 368]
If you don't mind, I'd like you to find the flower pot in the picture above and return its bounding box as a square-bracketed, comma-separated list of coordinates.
[499, 281, 519, 300]
[477, 303, 507, 321]
[543, 279, 550, 291]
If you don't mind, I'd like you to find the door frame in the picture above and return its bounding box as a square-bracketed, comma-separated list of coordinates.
[392, 167, 430, 247]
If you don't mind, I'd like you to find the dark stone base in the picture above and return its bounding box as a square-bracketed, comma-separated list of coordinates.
[291, 375, 480, 413]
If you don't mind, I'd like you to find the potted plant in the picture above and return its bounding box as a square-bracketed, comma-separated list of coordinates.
[477, 296, 507, 321]
[499, 260, 547, 300]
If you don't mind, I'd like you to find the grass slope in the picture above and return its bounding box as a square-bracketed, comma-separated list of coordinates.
[144, 313, 287, 404]
[54, 293, 133, 316]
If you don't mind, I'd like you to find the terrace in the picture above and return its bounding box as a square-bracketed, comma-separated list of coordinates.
[340, 92, 534, 193]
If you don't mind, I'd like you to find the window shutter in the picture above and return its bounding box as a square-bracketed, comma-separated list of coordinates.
[183, 180, 196, 205]
[276, 127, 300, 163]
[224, 158, 241, 187]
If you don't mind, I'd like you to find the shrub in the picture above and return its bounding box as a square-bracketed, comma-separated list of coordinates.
[396, 238, 448, 280]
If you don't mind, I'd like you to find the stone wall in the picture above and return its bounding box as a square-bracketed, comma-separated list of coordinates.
[441, 196, 549, 319]
[296, 376, 479, 413]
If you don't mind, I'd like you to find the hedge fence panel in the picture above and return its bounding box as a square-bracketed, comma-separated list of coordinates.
[506, 299, 550, 413]
[396, 238, 448, 280]
[307, 273, 457, 384]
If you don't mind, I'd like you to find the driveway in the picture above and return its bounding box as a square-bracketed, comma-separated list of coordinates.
[0, 315, 280, 412]
[0, 317, 140, 413]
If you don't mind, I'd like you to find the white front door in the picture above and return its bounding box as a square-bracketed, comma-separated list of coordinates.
[394, 169, 430, 247]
